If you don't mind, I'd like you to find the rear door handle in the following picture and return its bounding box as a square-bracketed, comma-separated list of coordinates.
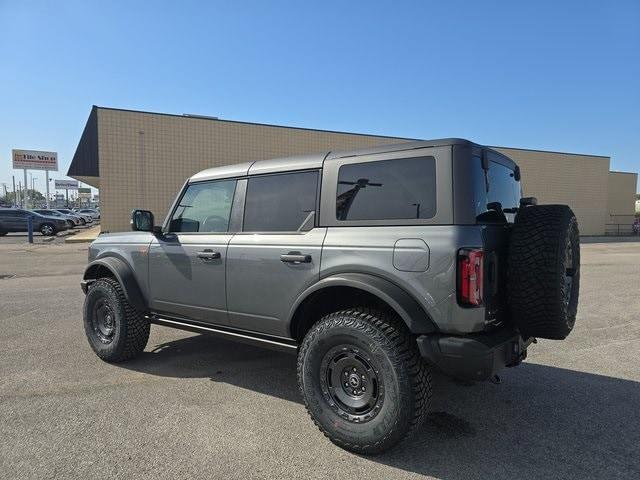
[197, 249, 221, 261]
[280, 252, 312, 264]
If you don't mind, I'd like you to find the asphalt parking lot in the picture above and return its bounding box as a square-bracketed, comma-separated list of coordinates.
[1, 241, 639, 479]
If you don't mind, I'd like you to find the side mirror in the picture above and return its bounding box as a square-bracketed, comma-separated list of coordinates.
[131, 209, 154, 232]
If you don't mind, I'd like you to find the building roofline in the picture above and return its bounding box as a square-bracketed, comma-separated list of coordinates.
[609, 170, 638, 176]
[490, 144, 610, 159]
[93, 105, 419, 142]
[92, 105, 612, 160]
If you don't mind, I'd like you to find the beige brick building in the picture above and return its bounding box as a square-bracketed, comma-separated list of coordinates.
[68, 106, 637, 235]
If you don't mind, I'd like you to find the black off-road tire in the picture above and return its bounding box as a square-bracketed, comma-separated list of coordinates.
[297, 308, 432, 454]
[83, 277, 150, 362]
[79, 218, 86, 226]
[508, 205, 580, 340]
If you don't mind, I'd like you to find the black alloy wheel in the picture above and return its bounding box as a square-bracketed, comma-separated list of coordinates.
[320, 346, 383, 423]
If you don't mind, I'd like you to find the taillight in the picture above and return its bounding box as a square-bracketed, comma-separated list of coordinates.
[458, 248, 484, 306]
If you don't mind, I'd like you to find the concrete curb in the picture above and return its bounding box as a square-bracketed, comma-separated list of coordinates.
[65, 225, 101, 243]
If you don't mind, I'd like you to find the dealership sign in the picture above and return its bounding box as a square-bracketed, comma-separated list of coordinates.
[12, 149, 58, 171]
[78, 187, 92, 199]
[55, 179, 79, 190]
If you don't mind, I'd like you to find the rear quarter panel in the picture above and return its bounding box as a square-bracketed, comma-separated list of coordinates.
[321, 225, 486, 334]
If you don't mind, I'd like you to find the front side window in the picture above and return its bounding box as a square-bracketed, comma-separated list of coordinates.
[169, 180, 236, 232]
[336, 156, 437, 221]
[243, 171, 318, 232]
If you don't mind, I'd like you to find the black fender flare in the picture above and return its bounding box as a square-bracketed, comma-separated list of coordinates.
[288, 272, 437, 335]
[82, 257, 147, 312]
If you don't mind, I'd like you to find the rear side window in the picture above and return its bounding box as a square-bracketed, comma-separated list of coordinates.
[243, 171, 318, 232]
[169, 179, 237, 232]
[0, 210, 26, 218]
[336, 156, 436, 221]
[474, 158, 521, 222]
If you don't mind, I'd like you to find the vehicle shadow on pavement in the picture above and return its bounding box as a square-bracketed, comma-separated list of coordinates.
[121, 333, 640, 480]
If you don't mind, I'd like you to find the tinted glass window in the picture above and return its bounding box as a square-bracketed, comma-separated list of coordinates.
[336, 156, 436, 221]
[243, 171, 318, 232]
[169, 180, 236, 232]
[0, 210, 27, 218]
[474, 158, 521, 223]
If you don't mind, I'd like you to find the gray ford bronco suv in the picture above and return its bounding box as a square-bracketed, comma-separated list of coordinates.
[82, 138, 580, 454]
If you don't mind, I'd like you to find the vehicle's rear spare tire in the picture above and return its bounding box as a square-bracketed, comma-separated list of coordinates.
[508, 205, 580, 340]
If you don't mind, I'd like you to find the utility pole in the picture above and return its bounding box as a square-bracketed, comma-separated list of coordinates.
[12, 176, 16, 206]
[45, 172, 50, 208]
[23, 170, 28, 208]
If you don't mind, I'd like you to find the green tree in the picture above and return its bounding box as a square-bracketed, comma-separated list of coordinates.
[0, 189, 45, 207]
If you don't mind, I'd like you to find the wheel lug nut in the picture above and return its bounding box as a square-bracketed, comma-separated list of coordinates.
[362, 386, 366, 391]
[352, 390, 357, 395]
[344, 383, 348, 387]
[361, 375, 365, 379]
[352, 367, 356, 372]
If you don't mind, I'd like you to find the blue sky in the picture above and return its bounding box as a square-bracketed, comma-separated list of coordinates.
[1, 0, 639, 193]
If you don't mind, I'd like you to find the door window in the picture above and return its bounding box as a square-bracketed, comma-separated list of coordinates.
[169, 180, 237, 232]
[243, 171, 318, 232]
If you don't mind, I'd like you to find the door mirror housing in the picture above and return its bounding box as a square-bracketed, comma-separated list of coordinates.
[131, 209, 154, 232]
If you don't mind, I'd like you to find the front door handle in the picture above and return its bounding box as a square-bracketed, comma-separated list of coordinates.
[280, 252, 312, 264]
[197, 249, 221, 261]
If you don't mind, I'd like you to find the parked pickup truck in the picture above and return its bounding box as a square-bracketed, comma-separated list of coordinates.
[81, 138, 580, 453]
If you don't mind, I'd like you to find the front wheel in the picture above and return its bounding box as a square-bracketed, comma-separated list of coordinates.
[297, 308, 432, 454]
[83, 278, 150, 362]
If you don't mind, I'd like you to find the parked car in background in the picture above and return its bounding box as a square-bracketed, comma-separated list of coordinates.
[0, 208, 68, 236]
[32, 209, 81, 228]
[56, 209, 92, 225]
[75, 208, 100, 220]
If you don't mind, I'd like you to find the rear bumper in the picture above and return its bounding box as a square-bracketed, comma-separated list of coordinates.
[417, 327, 533, 382]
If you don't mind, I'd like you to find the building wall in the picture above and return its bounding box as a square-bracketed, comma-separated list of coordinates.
[92, 108, 628, 235]
[607, 171, 638, 225]
[493, 147, 611, 235]
[97, 109, 410, 232]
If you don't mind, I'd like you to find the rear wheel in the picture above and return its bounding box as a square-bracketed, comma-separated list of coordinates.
[83, 277, 150, 362]
[298, 308, 431, 454]
[39, 223, 56, 236]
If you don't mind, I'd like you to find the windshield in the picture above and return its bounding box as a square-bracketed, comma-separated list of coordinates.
[474, 155, 522, 223]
